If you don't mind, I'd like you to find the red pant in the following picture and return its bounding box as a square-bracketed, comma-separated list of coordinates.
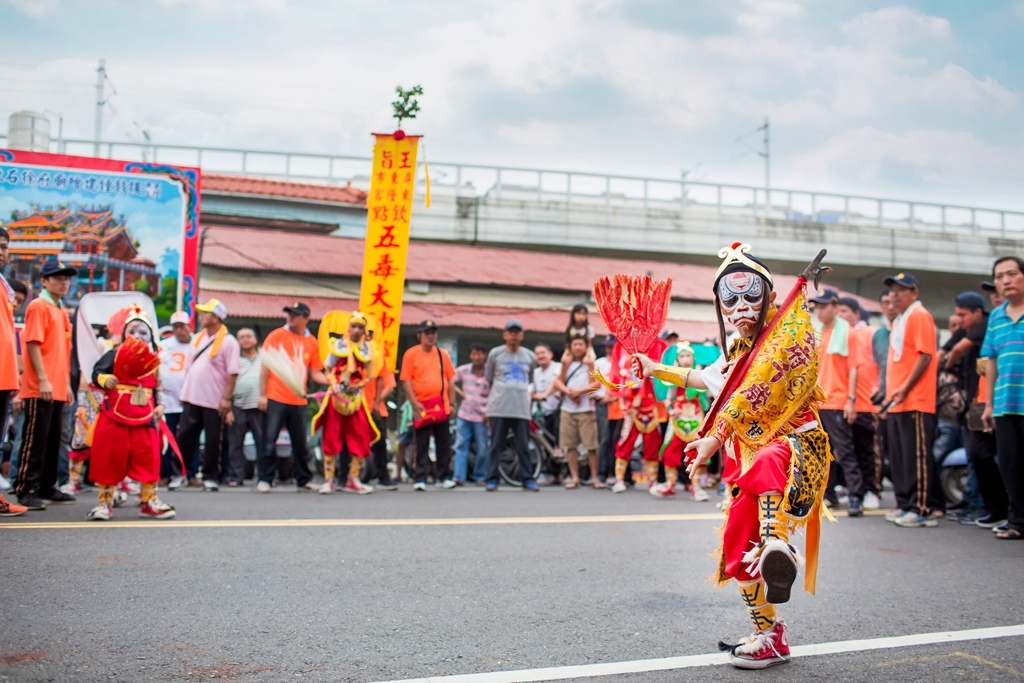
[661, 436, 690, 469]
[89, 413, 160, 486]
[722, 439, 790, 582]
[321, 407, 374, 458]
[616, 422, 662, 462]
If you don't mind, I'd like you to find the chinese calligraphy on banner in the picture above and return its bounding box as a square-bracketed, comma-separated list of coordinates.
[358, 132, 421, 372]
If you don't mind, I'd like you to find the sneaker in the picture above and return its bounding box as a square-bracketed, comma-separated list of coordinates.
[344, 477, 373, 494]
[885, 509, 910, 522]
[59, 481, 79, 496]
[318, 480, 335, 495]
[992, 522, 1010, 534]
[847, 496, 863, 518]
[759, 540, 798, 604]
[413, 481, 427, 492]
[117, 480, 141, 495]
[43, 489, 76, 504]
[256, 481, 272, 493]
[485, 482, 497, 492]
[168, 475, 188, 491]
[0, 473, 10, 492]
[976, 514, 1007, 529]
[87, 502, 113, 521]
[523, 480, 540, 492]
[862, 491, 881, 510]
[730, 620, 791, 670]
[18, 494, 46, 511]
[650, 482, 677, 498]
[690, 485, 709, 502]
[612, 480, 627, 493]
[112, 490, 129, 507]
[895, 513, 938, 528]
[377, 477, 399, 491]
[139, 499, 176, 519]
[0, 493, 27, 517]
[439, 479, 457, 489]
[203, 480, 219, 492]
[300, 481, 321, 493]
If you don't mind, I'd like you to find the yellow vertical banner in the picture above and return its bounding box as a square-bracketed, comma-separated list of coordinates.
[359, 132, 421, 372]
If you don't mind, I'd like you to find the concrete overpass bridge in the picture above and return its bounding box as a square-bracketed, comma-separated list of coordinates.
[11, 136, 1024, 314]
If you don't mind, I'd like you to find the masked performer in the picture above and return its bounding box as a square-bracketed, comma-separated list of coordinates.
[611, 340, 666, 493]
[312, 312, 380, 494]
[86, 306, 176, 521]
[653, 341, 710, 501]
[635, 243, 830, 669]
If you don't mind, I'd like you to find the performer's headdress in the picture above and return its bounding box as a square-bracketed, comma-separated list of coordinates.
[108, 304, 157, 350]
[675, 340, 693, 358]
[350, 311, 369, 327]
[713, 243, 774, 352]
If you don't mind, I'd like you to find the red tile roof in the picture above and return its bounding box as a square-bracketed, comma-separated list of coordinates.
[199, 289, 723, 340]
[201, 225, 879, 311]
[202, 174, 367, 206]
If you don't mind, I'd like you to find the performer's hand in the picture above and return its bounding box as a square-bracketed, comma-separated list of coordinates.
[684, 436, 722, 479]
[104, 376, 118, 390]
[982, 405, 995, 433]
[631, 353, 655, 379]
[258, 396, 268, 412]
[154, 405, 165, 421]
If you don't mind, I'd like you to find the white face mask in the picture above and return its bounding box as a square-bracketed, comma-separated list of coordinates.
[717, 272, 766, 332]
[125, 320, 153, 345]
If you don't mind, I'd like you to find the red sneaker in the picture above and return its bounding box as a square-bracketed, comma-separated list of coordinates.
[649, 482, 676, 498]
[139, 499, 177, 520]
[729, 620, 791, 669]
[0, 493, 27, 517]
[344, 477, 374, 495]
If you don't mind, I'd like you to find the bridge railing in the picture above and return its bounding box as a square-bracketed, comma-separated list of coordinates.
[3, 136, 1022, 237]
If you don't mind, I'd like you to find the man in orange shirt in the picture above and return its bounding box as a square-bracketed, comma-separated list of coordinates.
[364, 362, 398, 490]
[14, 260, 76, 510]
[837, 296, 882, 510]
[811, 288, 870, 517]
[882, 273, 941, 528]
[400, 321, 457, 491]
[0, 228, 27, 516]
[256, 302, 328, 493]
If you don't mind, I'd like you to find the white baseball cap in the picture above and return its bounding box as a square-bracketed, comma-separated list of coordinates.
[169, 311, 191, 326]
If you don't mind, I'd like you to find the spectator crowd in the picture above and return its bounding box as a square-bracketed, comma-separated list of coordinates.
[1, 224, 1022, 541]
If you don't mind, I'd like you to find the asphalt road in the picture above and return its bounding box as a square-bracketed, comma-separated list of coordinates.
[2, 483, 1023, 683]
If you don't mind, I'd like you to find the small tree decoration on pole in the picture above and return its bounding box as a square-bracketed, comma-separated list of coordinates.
[392, 85, 423, 139]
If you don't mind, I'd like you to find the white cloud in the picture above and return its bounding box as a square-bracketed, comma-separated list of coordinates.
[5, 0, 60, 18]
[840, 6, 953, 46]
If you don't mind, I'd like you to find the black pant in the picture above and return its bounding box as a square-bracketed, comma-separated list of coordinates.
[852, 413, 879, 495]
[367, 412, 390, 483]
[414, 419, 452, 484]
[228, 406, 263, 484]
[820, 410, 866, 499]
[964, 427, 1008, 519]
[14, 398, 65, 499]
[600, 418, 623, 481]
[994, 415, 1024, 532]
[487, 417, 533, 486]
[875, 414, 891, 488]
[0, 390, 11, 436]
[176, 402, 223, 483]
[258, 399, 312, 487]
[888, 411, 940, 515]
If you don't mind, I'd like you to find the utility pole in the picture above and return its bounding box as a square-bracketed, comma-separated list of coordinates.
[758, 117, 770, 221]
[94, 59, 105, 156]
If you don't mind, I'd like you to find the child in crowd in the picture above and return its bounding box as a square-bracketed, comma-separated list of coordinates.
[564, 304, 596, 365]
[653, 342, 710, 501]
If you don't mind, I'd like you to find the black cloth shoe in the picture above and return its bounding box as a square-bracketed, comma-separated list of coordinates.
[847, 496, 863, 517]
[18, 494, 46, 510]
[43, 490, 76, 504]
[976, 514, 1008, 529]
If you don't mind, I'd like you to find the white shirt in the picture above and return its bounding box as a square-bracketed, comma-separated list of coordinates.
[560, 360, 595, 413]
[531, 362, 562, 416]
[159, 336, 192, 414]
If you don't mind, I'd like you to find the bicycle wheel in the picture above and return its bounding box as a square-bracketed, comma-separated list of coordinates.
[499, 431, 545, 486]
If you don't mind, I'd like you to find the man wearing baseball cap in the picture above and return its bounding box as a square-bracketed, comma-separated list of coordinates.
[256, 301, 327, 493]
[14, 260, 77, 510]
[483, 320, 539, 491]
[881, 272, 941, 527]
[161, 311, 195, 489]
[177, 298, 240, 491]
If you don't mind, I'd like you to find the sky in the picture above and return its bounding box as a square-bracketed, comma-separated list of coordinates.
[1, 0, 1022, 210]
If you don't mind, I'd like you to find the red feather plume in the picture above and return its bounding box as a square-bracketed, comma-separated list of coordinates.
[114, 335, 161, 382]
[592, 274, 673, 355]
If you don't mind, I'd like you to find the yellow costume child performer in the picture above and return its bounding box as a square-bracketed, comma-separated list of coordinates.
[311, 312, 380, 495]
[651, 341, 710, 501]
[635, 243, 831, 670]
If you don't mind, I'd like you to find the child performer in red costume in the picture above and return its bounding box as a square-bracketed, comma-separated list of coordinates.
[86, 306, 176, 521]
[312, 312, 380, 495]
[635, 243, 831, 670]
[652, 341, 710, 501]
[611, 339, 666, 493]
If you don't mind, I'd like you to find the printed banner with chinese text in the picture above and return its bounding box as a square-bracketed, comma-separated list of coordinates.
[358, 133, 420, 372]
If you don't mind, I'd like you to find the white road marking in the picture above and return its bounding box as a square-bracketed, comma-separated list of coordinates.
[368, 624, 1024, 683]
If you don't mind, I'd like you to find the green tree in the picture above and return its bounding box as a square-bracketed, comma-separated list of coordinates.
[152, 276, 178, 326]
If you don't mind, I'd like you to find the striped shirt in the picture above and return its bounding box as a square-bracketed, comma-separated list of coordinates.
[233, 353, 262, 410]
[454, 363, 489, 422]
[981, 301, 1024, 416]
